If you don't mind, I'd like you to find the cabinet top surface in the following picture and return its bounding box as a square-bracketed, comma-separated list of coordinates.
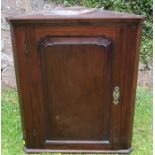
[7, 7, 145, 25]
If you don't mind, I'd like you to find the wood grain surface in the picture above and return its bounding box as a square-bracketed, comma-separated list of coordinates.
[8, 7, 144, 153]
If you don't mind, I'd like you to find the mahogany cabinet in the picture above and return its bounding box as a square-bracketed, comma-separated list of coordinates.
[7, 7, 145, 153]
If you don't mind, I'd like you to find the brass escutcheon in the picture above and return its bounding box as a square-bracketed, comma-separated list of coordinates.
[113, 86, 120, 105]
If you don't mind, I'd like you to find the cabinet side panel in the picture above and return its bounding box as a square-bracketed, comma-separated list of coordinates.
[110, 25, 127, 149]
[10, 26, 35, 147]
[120, 25, 142, 148]
[26, 26, 46, 148]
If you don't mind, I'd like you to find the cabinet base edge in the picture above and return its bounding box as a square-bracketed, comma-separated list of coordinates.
[24, 147, 132, 154]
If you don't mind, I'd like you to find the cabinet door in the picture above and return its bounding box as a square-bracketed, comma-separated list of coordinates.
[37, 36, 117, 150]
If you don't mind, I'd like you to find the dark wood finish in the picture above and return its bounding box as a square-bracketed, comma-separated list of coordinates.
[40, 36, 112, 142]
[7, 7, 145, 153]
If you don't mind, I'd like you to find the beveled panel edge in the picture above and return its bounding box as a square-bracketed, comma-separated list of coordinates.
[45, 140, 110, 145]
[38, 36, 112, 49]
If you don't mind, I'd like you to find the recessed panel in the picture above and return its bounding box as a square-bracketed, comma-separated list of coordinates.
[39, 37, 112, 142]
